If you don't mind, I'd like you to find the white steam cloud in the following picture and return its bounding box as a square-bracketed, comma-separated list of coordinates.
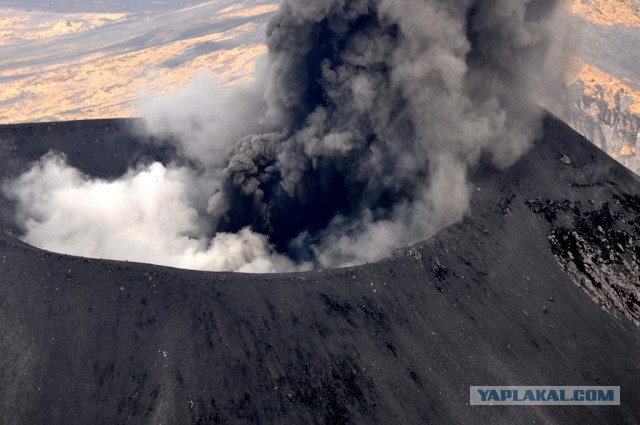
[4, 153, 303, 273]
[3, 0, 570, 272]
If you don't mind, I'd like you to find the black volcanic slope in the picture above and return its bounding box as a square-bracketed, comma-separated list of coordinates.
[1, 115, 640, 424]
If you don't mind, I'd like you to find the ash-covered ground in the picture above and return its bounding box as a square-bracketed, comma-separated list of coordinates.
[0, 113, 639, 424]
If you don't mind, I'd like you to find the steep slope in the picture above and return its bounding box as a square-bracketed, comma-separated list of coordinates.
[0, 114, 639, 423]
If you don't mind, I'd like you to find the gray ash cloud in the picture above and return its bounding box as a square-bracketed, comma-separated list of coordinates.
[206, 0, 566, 266]
[6, 0, 569, 271]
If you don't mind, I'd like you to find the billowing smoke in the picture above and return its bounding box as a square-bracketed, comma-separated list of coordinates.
[4, 153, 303, 272]
[4, 0, 568, 272]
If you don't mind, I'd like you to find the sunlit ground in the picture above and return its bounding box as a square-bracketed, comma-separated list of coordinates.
[0, 0, 638, 130]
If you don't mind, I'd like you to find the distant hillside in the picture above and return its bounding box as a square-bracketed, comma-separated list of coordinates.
[567, 0, 640, 174]
[568, 0, 640, 28]
[0, 0, 211, 13]
[0, 1, 278, 124]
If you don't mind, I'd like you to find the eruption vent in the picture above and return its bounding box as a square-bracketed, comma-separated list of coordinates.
[4, 0, 568, 272]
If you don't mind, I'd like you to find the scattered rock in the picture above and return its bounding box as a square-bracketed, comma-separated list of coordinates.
[408, 248, 422, 261]
[560, 155, 572, 165]
[431, 259, 448, 280]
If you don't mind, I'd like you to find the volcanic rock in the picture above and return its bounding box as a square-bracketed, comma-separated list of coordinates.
[0, 114, 639, 423]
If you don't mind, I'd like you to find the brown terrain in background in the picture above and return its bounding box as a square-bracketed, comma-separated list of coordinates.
[0, 0, 639, 173]
[0, 1, 277, 123]
[566, 0, 640, 174]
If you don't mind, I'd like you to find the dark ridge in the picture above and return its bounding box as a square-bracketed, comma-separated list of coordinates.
[0, 118, 175, 178]
[0, 113, 639, 423]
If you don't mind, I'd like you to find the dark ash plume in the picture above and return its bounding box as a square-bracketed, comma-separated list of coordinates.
[210, 0, 565, 266]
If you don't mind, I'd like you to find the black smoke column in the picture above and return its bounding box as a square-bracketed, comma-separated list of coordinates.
[209, 0, 565, 266]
